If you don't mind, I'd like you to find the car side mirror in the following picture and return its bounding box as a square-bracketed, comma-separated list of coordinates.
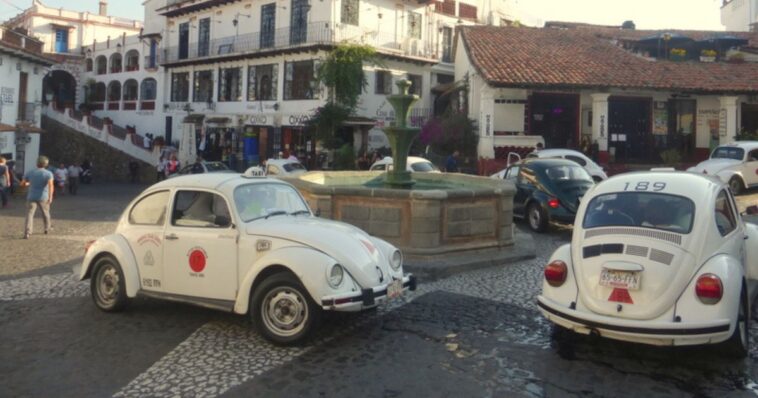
[744, 205, 758, 216]
[215, 215, 231, 227]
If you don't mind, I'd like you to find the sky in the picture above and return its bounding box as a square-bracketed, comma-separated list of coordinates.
[0, 0, 727, 31]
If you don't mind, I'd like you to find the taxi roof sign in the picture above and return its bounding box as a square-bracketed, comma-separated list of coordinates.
[243, 166, 267, 178]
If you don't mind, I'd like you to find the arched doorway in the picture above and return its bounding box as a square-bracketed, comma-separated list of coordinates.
[43, 70, 76, 109]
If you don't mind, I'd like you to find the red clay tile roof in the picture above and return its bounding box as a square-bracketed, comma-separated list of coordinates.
[459, 25, 758, 94]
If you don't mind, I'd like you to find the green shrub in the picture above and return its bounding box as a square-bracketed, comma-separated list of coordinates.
[659, 149, 681, 165]
[333, 143, 356, 170]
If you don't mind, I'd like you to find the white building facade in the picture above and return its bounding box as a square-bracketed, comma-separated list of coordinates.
[71, 0, 523, 169]
[721, 0, 758, 32]
[0, 28, 54, 175]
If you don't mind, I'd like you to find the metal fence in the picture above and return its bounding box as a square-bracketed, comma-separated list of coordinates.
[162, 21, 435, 64]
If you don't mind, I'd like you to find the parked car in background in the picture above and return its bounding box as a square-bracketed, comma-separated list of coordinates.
[176, 161, 233, 176]
[264, 158, 308, 176]
[687, 141, 758, 194]
[493, 158, 595, 232]
[80, 171, 416, 344]
[523, 149, 607, 182]
[369, 156, 440, 173]
[538, 171, 758, 357]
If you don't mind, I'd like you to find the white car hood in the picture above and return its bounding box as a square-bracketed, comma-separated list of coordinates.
[245, 216, 386, 287]
[688, 158, 740, 175]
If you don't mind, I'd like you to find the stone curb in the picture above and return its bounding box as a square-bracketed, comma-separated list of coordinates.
[403, 231, 537, 281]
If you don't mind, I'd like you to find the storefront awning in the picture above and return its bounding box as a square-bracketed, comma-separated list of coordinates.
[182, 114, 205, 124]
[205, 117, 232, 124]
[0, 123, 15, 132]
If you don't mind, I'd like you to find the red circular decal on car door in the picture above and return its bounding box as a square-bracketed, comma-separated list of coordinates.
[189, 250, 206, 272]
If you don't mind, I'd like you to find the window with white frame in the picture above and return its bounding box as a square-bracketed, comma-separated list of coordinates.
[248, 64, 278, 101]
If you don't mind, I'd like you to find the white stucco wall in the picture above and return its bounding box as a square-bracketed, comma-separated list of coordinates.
[721, 0, 758, 31]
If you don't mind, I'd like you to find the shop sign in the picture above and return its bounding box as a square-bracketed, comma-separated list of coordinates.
[697, 109, 720, 139]
[249, 114, 269, 125]
[287, 114, 311, 126]
[653, 102, 668, 135]
[1, 87, 14, 104]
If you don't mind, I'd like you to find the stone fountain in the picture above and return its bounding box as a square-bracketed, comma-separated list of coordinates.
[383, 80, 419, 187]
[281, 81, 533, 279]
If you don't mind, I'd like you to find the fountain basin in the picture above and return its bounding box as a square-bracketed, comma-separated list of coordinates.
[282, 171, 516, 256]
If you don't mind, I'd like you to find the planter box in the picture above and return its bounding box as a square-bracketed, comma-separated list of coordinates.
[700, 56, 716, 62]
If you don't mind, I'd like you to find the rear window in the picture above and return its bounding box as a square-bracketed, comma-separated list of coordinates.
[411, 162, 438, 172]
[543, 164, 592, 182]
[283, 162, 306, 172]
[711, 147, 744, 160]
[205, 162, 229, 172]
[583, 192, 695, 234]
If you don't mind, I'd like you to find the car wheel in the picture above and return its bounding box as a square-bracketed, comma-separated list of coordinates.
[723, 284, 749, 358]
[528, 203, 549, 233]
[90, 256, 128, 312]
[252, 272, 321, 345]
[728, 176, 744, 196]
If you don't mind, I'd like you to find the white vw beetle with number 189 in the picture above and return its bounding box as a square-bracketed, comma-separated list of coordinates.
[80, 169, 416, 344]
[538, 171, 758, 356]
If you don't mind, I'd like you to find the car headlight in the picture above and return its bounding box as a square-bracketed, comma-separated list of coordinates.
[327, 264, 344, 288]
[390, 250, 402, 270]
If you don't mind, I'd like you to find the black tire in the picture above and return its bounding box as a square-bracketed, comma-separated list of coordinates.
[90, 256, 128, 312]
[527, 202, 549, 233]
[729, 177, 744, 196]
[723, 284, 749, 358]
[251, 272, 321, 345]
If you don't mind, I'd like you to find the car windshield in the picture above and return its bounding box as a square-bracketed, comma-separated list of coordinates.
[711, 147, 744, 160]
[205, 162, 230, 172]
[543, 164, 593, 182]
[233, 183, 310, 222]
[583, 192, 695, 234]
[411, 162, 439, 172]
[283, 162, 306, 172]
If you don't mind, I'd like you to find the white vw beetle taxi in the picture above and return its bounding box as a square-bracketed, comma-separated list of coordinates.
[687, 141, 758, 195]
[537, 171, 758, 356]
[80, 170, 416, 344]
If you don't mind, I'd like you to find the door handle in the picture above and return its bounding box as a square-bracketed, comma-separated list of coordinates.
[165, 233, 179, 240]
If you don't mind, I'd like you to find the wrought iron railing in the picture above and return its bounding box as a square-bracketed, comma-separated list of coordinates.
[162, 21, 435, 64]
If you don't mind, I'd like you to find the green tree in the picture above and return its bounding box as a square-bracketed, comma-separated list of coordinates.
[306, 44, 381, 150]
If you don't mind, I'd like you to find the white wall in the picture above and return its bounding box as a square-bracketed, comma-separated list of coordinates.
[721, 0, 758, 31]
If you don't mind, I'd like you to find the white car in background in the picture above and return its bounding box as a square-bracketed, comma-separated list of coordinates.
[79, 171, 416, 344]
[527, 149, 607, 182]
[687, 141, 758, 195]
[369, 156, 440, 173]
[259, 158, 307, 177]
[538, 171, 758, 356]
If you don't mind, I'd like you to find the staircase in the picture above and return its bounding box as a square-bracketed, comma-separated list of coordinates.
[42, 104, 158, 165]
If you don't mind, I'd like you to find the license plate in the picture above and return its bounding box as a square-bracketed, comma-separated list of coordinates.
[387, 280, 403, 299]
[599, 269, 640, 290]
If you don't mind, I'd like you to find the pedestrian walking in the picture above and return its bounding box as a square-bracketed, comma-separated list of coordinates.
[445, 150, 460, 173]
[54, 163, 68, 196]
[156, 155, 167, 182]
[0, 156, 10, 208]
[21, 156, 54, 239]
[67, 163, 82, 195]
[165, 154, 180, 178]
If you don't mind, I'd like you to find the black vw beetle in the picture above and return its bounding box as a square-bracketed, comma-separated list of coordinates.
[494, 158, 595, 232]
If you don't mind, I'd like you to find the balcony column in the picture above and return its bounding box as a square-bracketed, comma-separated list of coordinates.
[478, 89, 495, 158]
[719, 96, 739, 145]
[590, 93, 610, 164]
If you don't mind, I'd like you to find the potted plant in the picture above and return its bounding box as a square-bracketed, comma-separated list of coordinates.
[670, 48, 687, 62]
[727, 53, 745, 63]
[700, 49, 717, 62]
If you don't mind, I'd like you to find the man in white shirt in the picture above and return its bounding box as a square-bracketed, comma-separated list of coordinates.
[67, 163, 82, 195]
[54, 163, 68, 196]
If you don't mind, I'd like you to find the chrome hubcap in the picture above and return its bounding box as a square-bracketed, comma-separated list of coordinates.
[97, 265, 119, 304]
[261, 287, 308, 337]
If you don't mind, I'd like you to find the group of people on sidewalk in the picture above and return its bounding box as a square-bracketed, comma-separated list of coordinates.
[53, 162, 85, 195]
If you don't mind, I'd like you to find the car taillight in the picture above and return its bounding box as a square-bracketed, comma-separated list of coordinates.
[548, 198, 560, 208]
[695, 274, 722, 305]
[84, 240, 95, 255]
[544, 260, 567, 287]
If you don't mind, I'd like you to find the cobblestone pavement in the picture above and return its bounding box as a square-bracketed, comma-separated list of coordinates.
[0, 184, 757, 397]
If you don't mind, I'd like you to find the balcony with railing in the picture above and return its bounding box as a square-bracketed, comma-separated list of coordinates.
[0, 28, 45, 56]
[162, 21, 435, 65]
[161, 0, 242, 17]
[144, 54, 161, 70]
